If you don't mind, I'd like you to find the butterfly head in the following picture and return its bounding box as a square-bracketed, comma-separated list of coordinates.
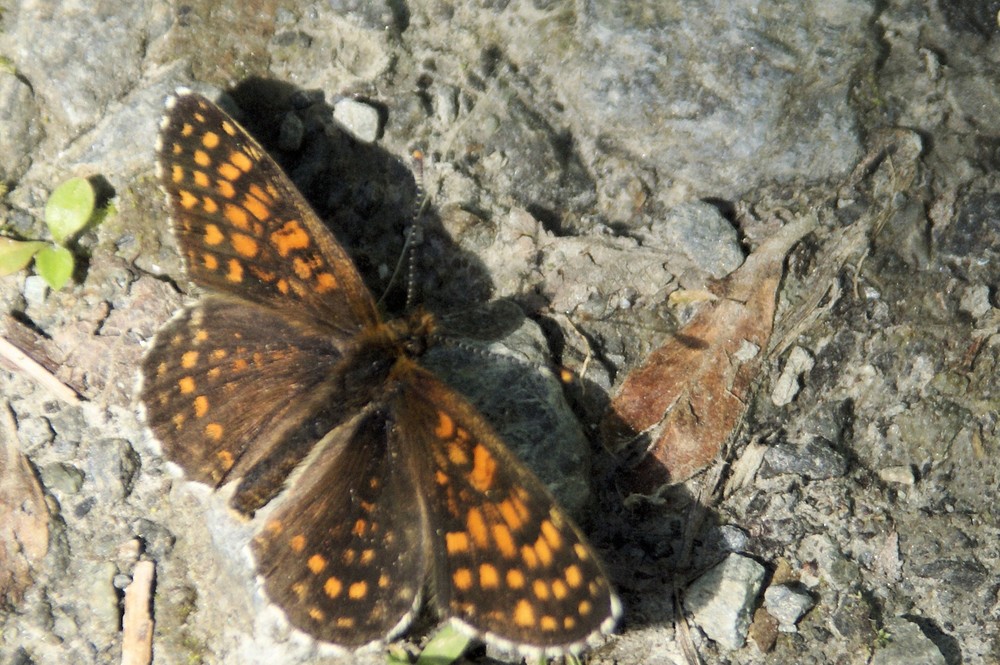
[384, 308, 438, 359]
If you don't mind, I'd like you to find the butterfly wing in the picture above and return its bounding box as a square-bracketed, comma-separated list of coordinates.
[156, 91, 380, 337]
[251, 406, 428, 646]
[140, 297, 350, 510]
[393, 363, 620, 656]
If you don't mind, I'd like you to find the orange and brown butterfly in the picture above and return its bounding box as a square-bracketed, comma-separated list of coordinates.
[139, 89, 621, 657]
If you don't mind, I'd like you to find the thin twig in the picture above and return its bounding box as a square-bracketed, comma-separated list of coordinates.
[0, 335, 81, 405]
[121, 559, 155, 665]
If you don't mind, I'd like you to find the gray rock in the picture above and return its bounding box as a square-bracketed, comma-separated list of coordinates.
[684, 553, 766, 650]
[771, 346, 815, 406]
[651, 201, 745, 279]
[761, 437, 848, 479]
[333, 97, 381, 143]
[763, 583, 815, 631]
[871, 618, 946, 665]
[0, 73, 43, 184]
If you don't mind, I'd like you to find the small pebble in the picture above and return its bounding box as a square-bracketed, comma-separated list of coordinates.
[333, 98, 380, 143]
[878, 465, 915, 485]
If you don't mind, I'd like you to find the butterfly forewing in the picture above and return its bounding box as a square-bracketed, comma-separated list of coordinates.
[395, 366, 620, 654]
[156, 92, 380, 336]
[252, 407, 427, 646]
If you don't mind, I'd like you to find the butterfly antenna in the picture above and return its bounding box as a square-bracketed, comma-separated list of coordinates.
[379, 149, 428, 310]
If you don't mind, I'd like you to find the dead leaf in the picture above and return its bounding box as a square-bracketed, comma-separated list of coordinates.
[603, 215, 816, 494]
[0, 403, 49, 607]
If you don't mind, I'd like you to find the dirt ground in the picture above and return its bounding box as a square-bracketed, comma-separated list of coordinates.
[0, 1, 997, 664]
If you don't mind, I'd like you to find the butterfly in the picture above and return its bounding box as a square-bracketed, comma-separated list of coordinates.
[139, 89, 620, 658]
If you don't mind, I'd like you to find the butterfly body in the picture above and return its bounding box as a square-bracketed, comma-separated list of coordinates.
[140, 90, 619, 657]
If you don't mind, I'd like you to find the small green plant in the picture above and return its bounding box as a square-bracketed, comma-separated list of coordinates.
[873, 625, 892, 648]
[0, 176, 101, 289]
[385, 625, 474, 665]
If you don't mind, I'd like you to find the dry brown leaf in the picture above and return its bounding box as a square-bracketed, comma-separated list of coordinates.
[603, 215, 816, 494]
[0, 403, 49, 607]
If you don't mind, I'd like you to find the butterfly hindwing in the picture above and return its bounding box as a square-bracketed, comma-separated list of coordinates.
[140, 296, 342, 492]
[252, 407, 427, 646]
[394, 364, 620, 655]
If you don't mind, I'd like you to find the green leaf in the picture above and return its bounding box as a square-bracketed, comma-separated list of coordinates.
[35, 245, 74, 290]
[0, 238, 46, 276]
[413, 625, 473, 665]
[44, 177, 96, 243]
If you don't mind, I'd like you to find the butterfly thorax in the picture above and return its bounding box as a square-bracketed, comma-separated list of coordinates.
[334, 310, 437, 407]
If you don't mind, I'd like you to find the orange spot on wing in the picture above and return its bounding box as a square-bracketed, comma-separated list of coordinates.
[534, 537, 553, 567]
[506, 568, 525, 589]
[226, 259, 243, 282]
[218, 162, 240, 181]
[224, 203, 250, 229]
[216, 178, 236, 198]
[205, 423, 224, 441]
[179, 190, 198, 209]
[178, 377, 195, 394]
[540, 519, 563, 551]
[270, 220, 310, 257]
[243, 194, 269, 221]
[453, 568, 472, 591]
[193, 395, 208, 417]
[500, 499, 525, 530]
[447, 441, 468, 466]
[181, 351, 199, 368]
[194, 150, 210, 167]
[491, 523, 516, 558]
[231, 233, 259, 258]
[324, 577, 342, 598]
[446, 531, 469, 554]
[513, 599, 535, 627]
[467, 507, 488, 548]
[202, 131, 219, 149]
[315, 272, 337, 293]
[204, 224, 224, 245]
[230, 151, 253, 172]
[248, 184, 272, 204]
[521, 545, 539, 569]
[292, 257, 313, 279]
[470, 444, 497, 491]
[435, 411, 455, 438]
[307, 554, 327, 574]
[479, 563, 500, 589]
[348, 581, 367, 599]
[290, 535, 306, 553]
[565, 564, 583, 588]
